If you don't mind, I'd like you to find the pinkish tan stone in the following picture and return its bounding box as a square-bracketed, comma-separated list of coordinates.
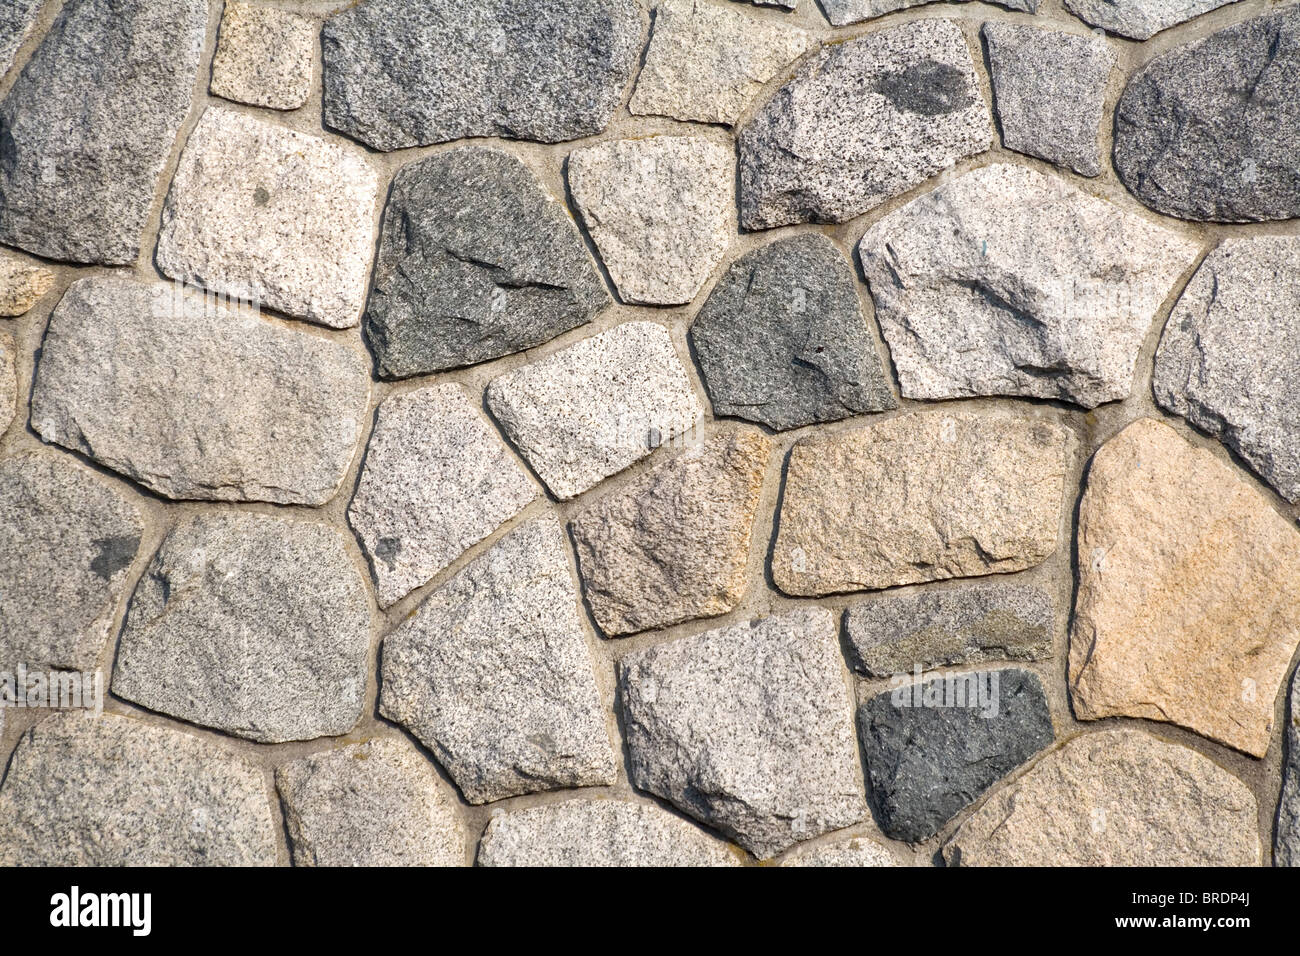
[0, 253, 54, 316]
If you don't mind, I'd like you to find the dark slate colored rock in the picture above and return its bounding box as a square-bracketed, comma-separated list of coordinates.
[0, 0, 43, 79]
[1276, 666, 1299, 866]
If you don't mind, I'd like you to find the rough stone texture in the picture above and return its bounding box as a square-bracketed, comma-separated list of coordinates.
[0, 713, 277, 866]
[1069, 418, 1300, 758]
[347, 384, 538, 608]
[691, 234, 897, 431]
[321, 0, 642, 151]
[571, 430, 771, 637]
[944, 729, 1261, 866]
[1114, 8, 1300, 222]
[738, 19, 990, 230]
[0, 253, 55, 316]
[737, 0, 797, 7]
[0, 0, 43, 79]
[1153, 237, 1300, 504]
[210, 1, 315, 111]
[276, 738, 466, 867]
[773, 410, 1074, 596]
[365, 148, 608, 379]
[568, 137, 734, 306]
[619, 607, 868, 859]
[380, 517, 616, 804]
[780, 834, 902, 867]
[820, 0, 1037, 25]
[1277, 667, 1300, 866]
[0, 330, 13, 434]
[157, 108, 379, 329]
[486, 322, 703, 500]
[113, 512, 371, 744]
[1066, 0, 1240, 41]
[859, 164, 1198, 409]
[30, 277, 370, 505]
[0, 453, 143, 673]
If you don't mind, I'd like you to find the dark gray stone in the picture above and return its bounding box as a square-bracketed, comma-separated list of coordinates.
[0, 0, 42, 79]
[1277, 666, 1299, 866]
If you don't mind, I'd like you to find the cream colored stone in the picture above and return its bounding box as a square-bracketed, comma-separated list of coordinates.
[210, 2, 315, 111]
[0, 253, 54, 316]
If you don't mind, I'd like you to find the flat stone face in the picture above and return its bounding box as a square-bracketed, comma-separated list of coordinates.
[820, 0, 1036, 26]
[113, 512, 372, 744]
[691, 234, 897, 431]
[365, 148, 609, 379]
[0, 331, 13, 434]
[859, 164, 1198, 409]
[1069, 419, 1300, 757]
[1065, 0, 1240, 40]
[0, 713, 277, 866]
[30, 278, 370, 505]
[210, 1, 315, 110]
[773, 410, 1075, 597]
[485, 322, 703, 500]
[156, 107, 379, 329]
[943, 729, 1260, 866]
[780, 835, 901, 867]
[321, 0, 641, 151]
[0, 252, 55, 316]
[568, 136, 734, 305]
[1276, 668, 1300, 866]
[0, 0, 43, 79]
[380, 517, 616, 804]
[1114, 8, 1300, 222]
[738, 19, 990, 230]
[619, 608, 868, 859]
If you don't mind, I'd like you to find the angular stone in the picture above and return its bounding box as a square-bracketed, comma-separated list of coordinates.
[1066, 0, 1240, 41]
[1114, 8, 1300, 222]
[0, 0, 205, 265]
[0, 0, 43, 79]
[381, 517, 616, 804]
[773, 410, 1075, 596]
[365, 148, 609, 379]
[30, 278, 370, 505]
[486, 322, 703, 500]
[0, 330, 13, 434]
[943, 729, 1260, 866]
[738, 19, 990, 230]
[276, 738, 466, 867]
[859, 164, 1197, 409]
[571, 430, 771, 637]
[1277, 668, 1300, 866]
[620, 607, 868, 859]
[568, 136, 734, 306]
[0, 713, 277, 866]
[157, 107, 379, 329]
[347, 384, 538, 607]
[0, 252, 54, 316]
[210, 1, 315, 111]
[322, 0, 641, 151]
[819, 0, 1036, 25]
[113, 512, 371, 744]
[780, 835, 902, 867]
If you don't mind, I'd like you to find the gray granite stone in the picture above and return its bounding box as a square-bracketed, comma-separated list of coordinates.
[0, 0, 42, 80]
[780, 834, 901, 867]
[0, 330, 13, 434]
[210, 1, 315, 111]
[1065, 0, 1240, 41]
[1277, 667, 1300, 866]
[819, 0, 1036, 26]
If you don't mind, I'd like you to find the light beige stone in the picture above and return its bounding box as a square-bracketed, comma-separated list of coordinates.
[210, 1, 315, 111]
[0, 253, 54, 316]
[781, 834, 902, 867]
[0, 330, 14, 434]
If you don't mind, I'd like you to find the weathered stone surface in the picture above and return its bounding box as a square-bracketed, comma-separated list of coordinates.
[0, 0, 205, 265]
[736, 0, 796, 8]
[773, 410, 1075, 596]
[0, 713, 277, 866]
[780, 835, 902, 867]
[819, 0, 1036, 25]
[944, 729, 1260, 866]
[486, 322, 703, 500]
[347, 384, 538, 608]
[738, 19, 990, 230]
[1066, 0, 1240, 41]
[0, 330, 13, 434]
[1277, 668, 1300, 866]
[210, 1, 315, 111]
[620, 607, 868, 859]
[277, 738, 466, 867]
[30, 278, 370, 505]
[859, 164, 1197, 409]
[365, 148, 608, 379]
[571, 430, 771, 637]
[113, 512, 371, 744]
[568, 137, 734, 305]
[0, 0, 43, 79]
[322, 0, 642, 151]
[381, 517, 615, 804]
[1114, 8, 1300, 222]
[0, 253, 54, 316]
[1069, 418, 1300, 757]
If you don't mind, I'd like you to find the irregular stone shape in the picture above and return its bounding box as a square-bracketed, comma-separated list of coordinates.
[277, 738, 466, 867]
[819, 0, 1036, 25]
[619, 607, 868, 859]
[486, 322, 703, 500]
[381, 517, 615, 804]
[1114, 8, 1300, 222]
[347, 384, 538, 607]
[1066, 0, 1240, 40]
[568, 136, 734, 306]
[944, 729, 1260, 866]
[1154, 237, 1300, 504]
[210, 1, 315, 111]
[738, 19, 990, 230]
[1277, 668, 1300, 866]
[773, 410, 1075, 596]
[0, 713, 277, 866]
[859, 164, 1198, 409]
[0, 253, 54, 316]
[0, 453, 142, 673]
[781, 835, 901, 867]
[1070, 418, 1300, 757]
[736, 0, 796, 8]
[366, 148, 609, 379]
[571, 430, 771, 637]
[0, 0, 205, 265]
[113, 512, 371, 744]
[0, 330, 13, 434]
[157, 107, 379, 329]
[0, 0, 43, 79]
[322, 0, 641, 151]
[30, 278, 370, 505]
[691, 234, 896, 431]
